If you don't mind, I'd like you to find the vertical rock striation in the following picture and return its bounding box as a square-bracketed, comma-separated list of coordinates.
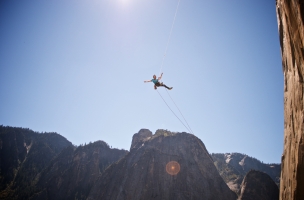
[276, 0, 304, 199]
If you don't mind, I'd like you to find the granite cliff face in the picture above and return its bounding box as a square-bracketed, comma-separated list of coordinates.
[0, 126, 128, 200]
[88, 129, 237, 200]
[32, 141, 128, 200]
[276, 0, 304, 199]
[239, 170, 279, 200]
[0, 126, 73, 199]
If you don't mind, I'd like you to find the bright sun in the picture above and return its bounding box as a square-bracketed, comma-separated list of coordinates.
[120, 0, 129, 4]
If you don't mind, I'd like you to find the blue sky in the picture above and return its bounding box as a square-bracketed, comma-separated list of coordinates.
[0, 0, 283, 163]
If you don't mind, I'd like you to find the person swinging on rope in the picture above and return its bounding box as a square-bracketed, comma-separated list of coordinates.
[144, 73, 173, 90]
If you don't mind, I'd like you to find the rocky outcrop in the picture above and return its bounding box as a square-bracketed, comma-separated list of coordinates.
[239, 170, 279, 200]
[130, 129, 152, 149]
[211, 153, 281, 195]
[276, 0, 304, 199]
[88, 130, 237, 200]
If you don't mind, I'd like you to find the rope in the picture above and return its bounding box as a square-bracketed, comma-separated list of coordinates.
[165, 89, 194, 135]
[159, 0, 181, 75]
[156, 90, 192, 134]
[155, 0, 194, 135]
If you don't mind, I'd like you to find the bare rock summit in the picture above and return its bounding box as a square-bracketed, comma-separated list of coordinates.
[88, 129, 237, 200]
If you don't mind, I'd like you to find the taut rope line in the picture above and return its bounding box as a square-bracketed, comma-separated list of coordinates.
[156, 90, 192, 133]
[165, 89, 194, 134]
[159, 0, 181, 74]
[156, 0, 194, 135]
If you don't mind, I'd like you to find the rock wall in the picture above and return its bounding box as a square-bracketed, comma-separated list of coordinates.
[276, 0, 304, 199]
[0, 126, 73, 200]
[32, 141, 128, 200]
[88, 130, 237, 200]
[239, 170, 279, 200]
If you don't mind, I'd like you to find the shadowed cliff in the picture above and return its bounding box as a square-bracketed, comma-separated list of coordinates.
[31, 141, 128, 200]
[1, 126, 281, 199]
[239, 170, 279, 200]
[87, 129, 237, 200]
[0, 126, 73, 200]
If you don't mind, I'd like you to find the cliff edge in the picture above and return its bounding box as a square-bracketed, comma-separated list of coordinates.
[276, 0, 304, 199]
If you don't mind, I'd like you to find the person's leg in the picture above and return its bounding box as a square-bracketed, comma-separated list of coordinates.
[161, 83, 172, 90]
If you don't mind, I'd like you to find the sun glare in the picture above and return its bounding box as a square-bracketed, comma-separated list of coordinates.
[120, 0, 129, 5]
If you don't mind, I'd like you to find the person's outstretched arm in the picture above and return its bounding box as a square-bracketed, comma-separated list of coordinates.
[158, 73, 163, 80]
[144, 80, 151, 83]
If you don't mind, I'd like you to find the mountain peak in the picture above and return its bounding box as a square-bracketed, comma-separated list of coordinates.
[130, 128, 152, 149]
[89, 130, 237, 200]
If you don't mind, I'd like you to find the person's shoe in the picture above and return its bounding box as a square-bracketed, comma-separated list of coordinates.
[169, 87, 173, 90]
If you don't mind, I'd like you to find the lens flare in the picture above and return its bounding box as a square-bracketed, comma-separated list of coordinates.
[166, 161, 180, 175]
